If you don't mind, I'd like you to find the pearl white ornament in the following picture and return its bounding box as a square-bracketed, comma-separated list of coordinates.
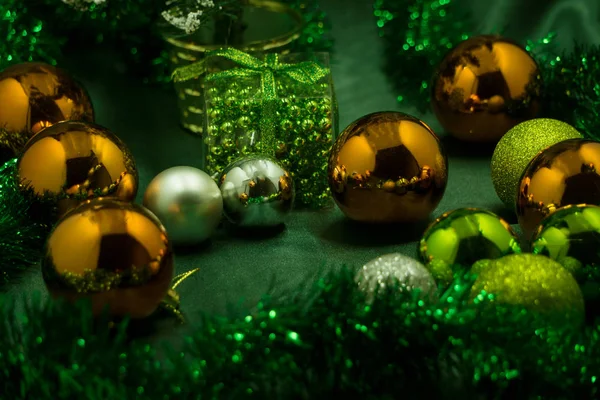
[143, 166, 223, 245]
[356, 253, 438, 303]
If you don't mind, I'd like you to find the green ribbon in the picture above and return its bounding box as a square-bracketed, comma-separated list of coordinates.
[172, 48, 330, 156]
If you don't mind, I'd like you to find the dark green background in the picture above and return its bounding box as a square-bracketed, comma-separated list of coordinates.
[9, 0, 600, 320]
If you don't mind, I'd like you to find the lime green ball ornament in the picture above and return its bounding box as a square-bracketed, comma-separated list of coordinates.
[470, 254, 584, 326]
[491, 119, 582, 210]
[531, 204, 600, 274]
[419, 208, 521, 283]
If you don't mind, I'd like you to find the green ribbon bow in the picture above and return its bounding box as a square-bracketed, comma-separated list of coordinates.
[172, 48, 330, 156]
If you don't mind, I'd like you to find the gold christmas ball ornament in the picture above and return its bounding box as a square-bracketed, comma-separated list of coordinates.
[432, 35, 541, 142]
[42, 199, 174, 319]
[16, 121, 138, 219]
[491, 119, 582, 210]
[470, 254, 584, 327]
[517, 139, 600, 239]
[0, 62, 94, 160]
[531, 204, 600, 273]
[419, 208, 521, 283]
[328, 112, 448, 223]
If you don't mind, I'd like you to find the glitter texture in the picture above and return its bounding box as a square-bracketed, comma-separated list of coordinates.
[0, 159, 51, 290]
[356, 253, 437, 302]
[491, 118, 582, 210]
[471, 254, 585, 326]
[373, 0, 473, 112]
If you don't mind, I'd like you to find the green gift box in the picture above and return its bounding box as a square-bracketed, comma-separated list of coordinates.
[173, 49, 338, 208]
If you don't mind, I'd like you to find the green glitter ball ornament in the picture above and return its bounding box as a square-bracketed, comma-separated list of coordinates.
[491, 118, 582, 210]
[419, 208, 521, 283]
[531, 204, 600, 274]
[470, 254, 584, 327]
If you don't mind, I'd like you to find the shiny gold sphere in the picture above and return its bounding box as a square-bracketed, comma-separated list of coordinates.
[432, 35, 541, 142]
[16, 121, 138, 219]
[328, 111, 448, 223]
[0, 62, 94, 161]
[42, 199, 174, 319]
[517, 139, 600, 238]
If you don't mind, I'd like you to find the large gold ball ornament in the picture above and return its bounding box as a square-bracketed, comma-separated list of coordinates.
[491, 119, 582, 210]
[531, 204, 600, 273]
[517, 139, 600, 238]
[328, 112, 448, 223]
[0, 62, 94, 161]
[42, 199, 174, 318]
[16, 121, 138, 219]
[432, 35, 541, 142]
[419, 208, 521, 283]
[470, 254, 584, 327]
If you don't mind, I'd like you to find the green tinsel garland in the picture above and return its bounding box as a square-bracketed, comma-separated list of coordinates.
[0, 159, 51, 291]
[1, 267, 600, 399]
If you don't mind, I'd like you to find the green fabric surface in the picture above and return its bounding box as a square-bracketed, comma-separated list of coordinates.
[9, 0, 600, 321]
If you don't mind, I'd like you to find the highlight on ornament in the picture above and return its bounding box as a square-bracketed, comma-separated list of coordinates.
[218, 155, 294, 228]
[431, 35, 541, 142]
[328, 111, 448, 223]
[16, 120, 138, 220]
[491, 118, 582, 210]
[517, 138, 600, 238]
[0, 62, 94, 162]
[419, 208, 521, 283]
[531, 204, 600, 273]
[42, 198, 174, 319]
[143, 166, 223, 245]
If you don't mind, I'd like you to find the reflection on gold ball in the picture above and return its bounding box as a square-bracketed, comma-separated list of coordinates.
[42, 199, 174, 319]
[432, 35, 541, 142]
[16, 121, 138, 219]
[328, 112, 448, 223]
[0, 62, 94, 161]
[517, 139, 600, 238]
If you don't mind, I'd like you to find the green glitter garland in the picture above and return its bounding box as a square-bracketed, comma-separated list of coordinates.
[0, 0, 62, 70]
[534, 42, 600, 142]
[3, 267, 600, 398]
[373, 0, 473, 113]
[0, 159, 51, 291]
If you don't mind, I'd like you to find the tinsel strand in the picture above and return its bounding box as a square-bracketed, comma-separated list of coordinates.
[2, 268, 600, 398]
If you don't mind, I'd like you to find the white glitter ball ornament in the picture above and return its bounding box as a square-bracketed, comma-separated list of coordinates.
[356, 253, 438, 303]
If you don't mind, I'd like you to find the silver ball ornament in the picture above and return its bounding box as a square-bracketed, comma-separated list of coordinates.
[143, 166, 223, 245]
[356, 253, 438, 303]
[218, 156, 294, 228]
